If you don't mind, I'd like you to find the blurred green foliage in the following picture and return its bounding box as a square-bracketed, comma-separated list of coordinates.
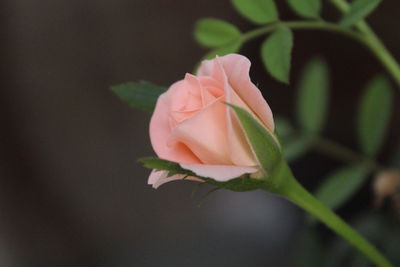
[261, 26, 294, 84]
[231, 0, 278, 24]
[287, 0, 321, 19]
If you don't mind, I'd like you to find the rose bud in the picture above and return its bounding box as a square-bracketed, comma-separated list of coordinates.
[148, 54, 275, 188]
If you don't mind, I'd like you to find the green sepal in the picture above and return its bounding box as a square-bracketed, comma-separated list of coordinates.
[139, 157, 266, 192]
[226, 103, 283, 177]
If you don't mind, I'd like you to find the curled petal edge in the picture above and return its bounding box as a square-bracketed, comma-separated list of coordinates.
[148, 170, 203, 189]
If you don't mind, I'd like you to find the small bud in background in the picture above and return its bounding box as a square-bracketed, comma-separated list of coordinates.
[373, 169, 400, 208]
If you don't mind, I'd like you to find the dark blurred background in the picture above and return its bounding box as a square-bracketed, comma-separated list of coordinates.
[1, 0, 399, 266]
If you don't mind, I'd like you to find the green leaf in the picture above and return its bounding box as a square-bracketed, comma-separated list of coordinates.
[261, 26, 294, 84]
[194, 18, 241, 48]
[297, 57, 329, 134]
[357, 75, 392, 157]
[138, 157, 266, 192]
[227, 103, 282, 175]
[287, 0, 321, 19]
[203, 41, 242, 60]
[231, 0, 278, 24]
[339, 0, 381, 27]
[315, 164, 371, 210]
[111, 81, 165, 112]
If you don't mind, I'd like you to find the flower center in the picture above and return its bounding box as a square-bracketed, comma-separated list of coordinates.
[169, 75, 223, 128]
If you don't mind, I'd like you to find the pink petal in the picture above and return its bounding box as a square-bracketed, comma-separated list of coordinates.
[213, 57, 257, 167]
[179, 74, 203, 111]
[167, 97, 231, 165]
[184, 74, 222, 108]
[180, 163, 258, 182]
[150, 82, 201, 164]
[198, 54, 275, 132]
[197, 76, 224, 99]
[148, 170, 203, 189]
[197, 58, 214, 77]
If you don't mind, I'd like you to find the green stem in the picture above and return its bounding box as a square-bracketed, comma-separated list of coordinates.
[330, 0, 400, 88]
[265, 162, 393, 267]
[241, 20, 363, 43]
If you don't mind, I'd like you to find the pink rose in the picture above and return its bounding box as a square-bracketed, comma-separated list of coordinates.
[148, 54, 275, 188]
